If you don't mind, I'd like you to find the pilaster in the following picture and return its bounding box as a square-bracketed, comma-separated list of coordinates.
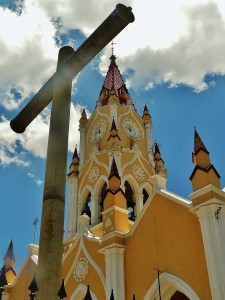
[102, 245, 126, 300]
[190, 186, 225, 300]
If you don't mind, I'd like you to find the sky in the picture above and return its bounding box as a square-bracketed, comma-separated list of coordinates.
[1, 0, 225, 272]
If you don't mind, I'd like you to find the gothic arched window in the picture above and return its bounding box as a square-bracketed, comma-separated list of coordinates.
[99, 182, 107, 222]
[81, 192, 91, 224]
[125, 181, 136, 221]
[143, 188, 149, 205]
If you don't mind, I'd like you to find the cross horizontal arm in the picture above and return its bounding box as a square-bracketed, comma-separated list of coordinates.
[10, 4, 134, 133]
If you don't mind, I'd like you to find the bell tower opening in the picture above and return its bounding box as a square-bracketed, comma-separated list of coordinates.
[82, 192, 91, 224]
[124, 181, 136, 221]
[99, 182, 107, 223]
[143, 188, 149, 205]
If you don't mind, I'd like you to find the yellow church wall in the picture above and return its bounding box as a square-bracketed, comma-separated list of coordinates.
[83, 238, 106, 277]
[194, 151, 210, 167]
[192, 168, 220, 191]
[62, 241, 80, 279]
[8, 259, 36, 300]
[125, 193, 211, 300]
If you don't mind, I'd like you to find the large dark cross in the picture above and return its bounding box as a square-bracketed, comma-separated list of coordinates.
[10, 4, 134, 300]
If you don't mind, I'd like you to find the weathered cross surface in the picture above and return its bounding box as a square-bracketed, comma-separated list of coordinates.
[10, 4, 134, 300]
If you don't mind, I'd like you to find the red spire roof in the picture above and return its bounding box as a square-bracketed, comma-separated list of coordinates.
[99, 55, 129, 105]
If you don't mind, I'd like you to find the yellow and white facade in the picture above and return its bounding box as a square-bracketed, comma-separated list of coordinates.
[3, 55, 225, 300]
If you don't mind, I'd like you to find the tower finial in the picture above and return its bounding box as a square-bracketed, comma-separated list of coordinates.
[194, 127, 208, 154]
[111, 40, 116, 56]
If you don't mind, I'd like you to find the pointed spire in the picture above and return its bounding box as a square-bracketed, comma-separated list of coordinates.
[154, 142, 167, 178]
[4, 240, 15, 270]
[142, 104, 152, 123]
[190, 128, 220, 191]
[110, 289, 115, 300]
[83, 285, 92, 300]
[72, 144, 79, 159]
[194, 127, 208, 154]
[57, 279, 67, 299]
[79, 108, 88, 128]
[99, 55, 130, 105]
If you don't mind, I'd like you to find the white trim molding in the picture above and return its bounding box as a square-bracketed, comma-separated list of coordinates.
[144, 272, 200, 300]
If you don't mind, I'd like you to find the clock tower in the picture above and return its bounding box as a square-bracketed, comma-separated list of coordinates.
[67, 54, 158, 238]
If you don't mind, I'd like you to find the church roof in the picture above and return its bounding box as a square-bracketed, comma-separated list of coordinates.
[99, 55, 129, 105]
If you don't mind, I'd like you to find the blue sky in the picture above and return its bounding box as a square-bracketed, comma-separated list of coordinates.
[1, 0, 225, 272]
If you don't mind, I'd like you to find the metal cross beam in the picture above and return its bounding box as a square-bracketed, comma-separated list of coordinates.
[10, 4, 134, 300]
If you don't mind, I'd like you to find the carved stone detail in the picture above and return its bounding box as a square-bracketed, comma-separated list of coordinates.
[132, 164, 145, 182]
[74, 257, 89, 282]
[88, 166, 100, 184]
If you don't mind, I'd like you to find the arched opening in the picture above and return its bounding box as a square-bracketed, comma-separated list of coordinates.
[144, 272, 200, 300]
[125, 181, 136, 221]
[81, 192, 91, 224]
[99, 182, 107, 222]
[143, 188, 149, 205]
[171, 291, 190, 300]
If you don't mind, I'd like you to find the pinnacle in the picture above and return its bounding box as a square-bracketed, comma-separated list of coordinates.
[4, 240, 15, 262]
[194, 127, 208, 154]
[154, 141, 161, 155]
[72, 145, 79, 159]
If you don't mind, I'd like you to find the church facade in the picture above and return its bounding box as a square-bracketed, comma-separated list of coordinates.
[2, 55, 225, 300]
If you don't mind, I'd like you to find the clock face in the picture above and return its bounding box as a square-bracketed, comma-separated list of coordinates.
[124, 122, 138, 139]
[125, 124, 136, 137]
[90, 121, 106, 142]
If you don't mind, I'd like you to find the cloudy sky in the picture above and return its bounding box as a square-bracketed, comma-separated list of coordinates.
[1, 0, 225, 271]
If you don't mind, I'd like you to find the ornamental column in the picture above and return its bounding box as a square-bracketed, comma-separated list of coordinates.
[91, 194, 99, 225]
[79, 109, 88, 168]
[67, 146, 79, 239]
[142, 105, 153, 165]
[134, 193, 143, 216]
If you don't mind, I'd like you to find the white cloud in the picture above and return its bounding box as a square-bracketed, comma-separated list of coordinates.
[99, 0, 225, 91]
[0, 0, 59, 110]
[0, 104, 88, 166]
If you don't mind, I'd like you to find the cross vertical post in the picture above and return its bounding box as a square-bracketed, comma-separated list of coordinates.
[36, 46, 74, 300]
